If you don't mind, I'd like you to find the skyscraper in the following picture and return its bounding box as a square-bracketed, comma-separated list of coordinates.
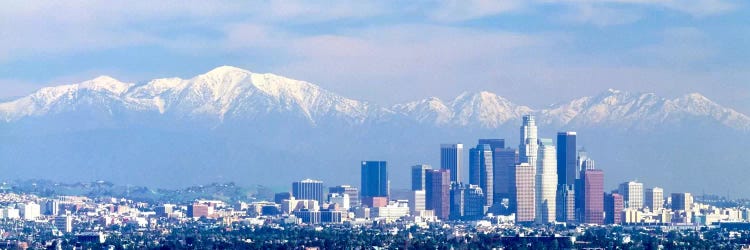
[515, 163, 535, 223]
[604, 193, 624, 224]
[618, 181, 644, 209]
[536, 138, 557, 223]
[671, 192, 693, 211]
[519, 115, 538, 168]
[411, 164, 432, 191]
[583, 169, 604, 224]
[556, 132, 577, 186]
[441, 144, 463, 183]
[556, 184, 575, 223]
[426, 169, 450, 220]
[361, 161, 388, 199]
[469, 144, 493, 206]
[492, 147, 517, 206]
[292, 179, 324, 204]
[645, 187, 664, 211]
[329, 185, 360, 208]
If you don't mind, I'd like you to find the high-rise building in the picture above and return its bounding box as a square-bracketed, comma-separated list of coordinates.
[441, 144, 463, 183]
[361, 161, 388, 199]
[44, 200, 59, 216]
[671, 193, 693, 211]
[574, 150, 596, 222]
[618, 181, 644, 209]
[329, 185, 360, 208]
[464, 184, 486, 220]
[519, 115, 539, 168]
[293, 179, 324, 204]
[604, 193, 624, 224]
[515, 163, 535, 223]
[327, 193, 350, 211]
[556, 184, 575, 223]
[449, 183, 466, 220]
[492, 148, 517, 206]
[410, 190, 426, 214]
[556, 132, 577, 186]
[469, 144, 493, 206]
[274, 192, 293, 204]
[583, 169, 604, 224]
[535, 138, 557, 223]
[576, 150, 595, 178]
[426, 169, 451, 220]
[645, 187, 664, 211]
[55, 215, 73, 233]
[411, 164, 432, 191]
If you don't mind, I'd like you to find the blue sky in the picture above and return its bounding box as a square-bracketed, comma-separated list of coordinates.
[0, 0, 748, 113]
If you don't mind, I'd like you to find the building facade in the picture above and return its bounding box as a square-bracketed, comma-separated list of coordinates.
[618, 181, 644, 209]
[361, 161, 388, 199]
[535, 138, 557, 223]
[293, 179, 324, 204]
[515, 163, 536, 223]
[469, 144, 494, 206]
[583, 169, 604, 224]
[556, 131, 577, 186]
[441, 144, 463, 183]
[645, 187, 664, 211]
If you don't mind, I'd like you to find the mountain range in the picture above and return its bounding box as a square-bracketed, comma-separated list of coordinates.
[0, 66, 748, 196]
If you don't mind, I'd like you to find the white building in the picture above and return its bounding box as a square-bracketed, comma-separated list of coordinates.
[645, 187, 663, 211]
[55, 215, 73, 233]
[20, 202, 41, 220]
[535, 138, 557, 223]
[371, 200, 409, 222]
[409, 190, 426, 214]
[519, 115, 538, 168]
[328, 193, 350, 211]
[4, 208, 19, 219]
[618, 181, 644, 209]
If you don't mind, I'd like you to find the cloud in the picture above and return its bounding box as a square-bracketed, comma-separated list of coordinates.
[429, 0, 526, 22]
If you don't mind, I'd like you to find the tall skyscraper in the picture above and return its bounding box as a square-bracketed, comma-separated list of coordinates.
[515, 163, 535, 223]
[469, 144, 493, 206]
[463, 184, 486, 220]
[535, 138, 557, 223]
[519, 115, 539, 168]
[576, 149, 595, 179]
[604, 193, 624, 224]
[556, 132, 577, 186]
[426, 169, 451, 220]
[492, 148, 517, 206]
[583, 169, 604, 224]
[329, 185, 360, 208]
[411, 164, 432, 191]
[361, 161, 388, 199]
[574, 150, 595, 222]
[645, 187, 664, 211]
[292, 179, 324, 204]
[556, 184, 575, 223]
[441, 144, 463, 183]
[618, 181, 644, 209]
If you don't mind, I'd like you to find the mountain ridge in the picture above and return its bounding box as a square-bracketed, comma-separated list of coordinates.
[1, 66, 748, 132]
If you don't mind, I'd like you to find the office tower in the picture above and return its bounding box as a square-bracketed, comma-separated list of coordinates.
[327, 193, 350, 211]
[20, 203, 41, 220]
[411, 164, 432, 191]
[450, 183, 466, 220]
[556, 132, 577, 186]
[583, 169, 604, 224]
[536, 138, 557, 223]
[576, 149, 595, 179]
[329, 185, 360, 208]
[44, 200, 59, 216]
[493, 147, 517, 206]
[426, 169, 451, 220]
[604, 193, 624, 224]
[478, 139, 505, 151]
[469, 144, 493, 206]
[361, 161, 388, 199]
[410, 190, 426, 214]
[671, 193, 693, 211]
[556, 184, 575, 223]
[618, 181, 644, 209]
[464, 184, 486, 220]
[55, 215, 73, 233]
[188, 203, 211, 218]
[441, 144, 463, 183]
[519, 115, 538, 167]
[293, 179, 324, 204]
[645, 187, 664, 211]
[515, 163, 536, 223]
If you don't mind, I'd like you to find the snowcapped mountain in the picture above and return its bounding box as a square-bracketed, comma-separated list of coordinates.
[1, 66, 749, 132]
[0, 66, 372, 126]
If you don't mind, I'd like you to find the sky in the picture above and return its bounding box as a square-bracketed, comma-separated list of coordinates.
[0, 0, 748, 113]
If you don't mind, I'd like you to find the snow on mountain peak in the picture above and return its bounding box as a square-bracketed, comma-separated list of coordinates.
[79, 75, 133, 95]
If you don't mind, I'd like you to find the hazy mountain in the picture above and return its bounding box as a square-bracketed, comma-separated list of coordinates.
[0, 66, 748, 196]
